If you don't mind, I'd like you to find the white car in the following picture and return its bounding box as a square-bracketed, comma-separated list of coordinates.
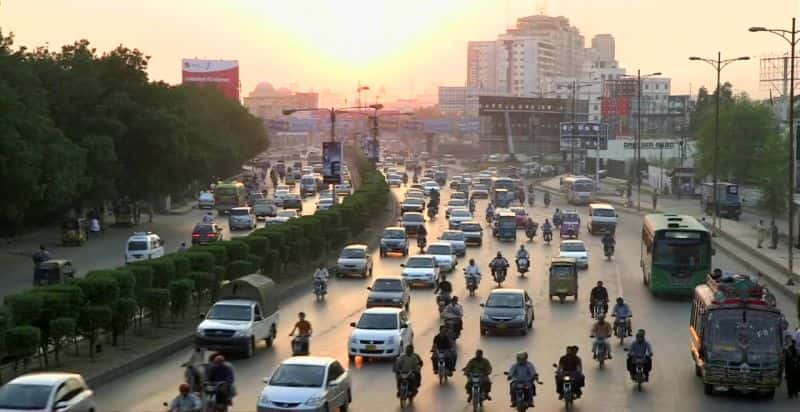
[405, 190, 424, 200]
[559, 239, 589, 268]
[401, 255, 440, 287]
[449, 191, 467, 201]
[198, 191, 215, 209]
[387, 174, 403, 187]
[258, 357, 352, 412]
[445, 199, 467, 218]
[335, 183, 352, 196]
[448, 208, 472, 230]
[0, 372, 96, 412]
[422, 181, 440, 196]
[426, 242, 457, 272]
[316, 197, 335, 211]
[266, 210, 298, 225]
[274, 189, 291, 206]
[336, 244, 373, 278]
[125, 231, 164, 263]
[348, 308, 413, 360]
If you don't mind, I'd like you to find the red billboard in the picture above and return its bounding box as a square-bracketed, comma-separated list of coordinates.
[181, 59, 240, 101]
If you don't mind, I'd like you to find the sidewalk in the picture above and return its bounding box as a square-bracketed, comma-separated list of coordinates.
[538, 177, 800, 299]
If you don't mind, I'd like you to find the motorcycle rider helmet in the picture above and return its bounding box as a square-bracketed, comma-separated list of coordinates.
[616, 297, 624, 305]
[496, 252, 503, 258]
[450, 296, 459, 304]
[179, 383, 190, 394]
[516, 351, 527, 362]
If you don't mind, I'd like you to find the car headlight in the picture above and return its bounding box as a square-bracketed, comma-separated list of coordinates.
[350, 336, 358, 344]
[259, 392, 270, 405]
[392, 298, 401, 302]
[196, 329, 205, 337]
[305, 395, 327, 407]
[386, 336, 396, 344]
[513, 314, 525, 321]
[480, 313, 489, 321]
[232, 329, 249, 338]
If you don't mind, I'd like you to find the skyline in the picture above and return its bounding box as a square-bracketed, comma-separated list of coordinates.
[2, 0, 800, 103]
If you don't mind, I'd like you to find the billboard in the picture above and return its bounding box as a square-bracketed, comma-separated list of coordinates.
[322, 142, 343, 184]
[181, 59, 240, 101]
[559, 122, 609, 151]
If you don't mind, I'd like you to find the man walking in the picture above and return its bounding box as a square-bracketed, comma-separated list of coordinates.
[770, 220, 779, 249]
[757, 219, 767, 248]
[651, 191, 658, 210]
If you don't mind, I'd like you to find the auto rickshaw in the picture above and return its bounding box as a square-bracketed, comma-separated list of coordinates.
[33, 259, 75, 287]
[114, 203, 135, 226]
[549, 257, 578, 303]
[560, 209, 581, 238]
[493, 211, 517, 241]
[493, 188, 512, 208]
[61, 218, 87, 246]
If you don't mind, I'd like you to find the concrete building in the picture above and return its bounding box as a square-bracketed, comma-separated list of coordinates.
[506, 14, 586, 79]
[467, 41, 499, 92]
[438, 86, 467, 114]
[243, 82, 318, 119]
[590, 34, 615, 63]
[555, 61, 627, 123]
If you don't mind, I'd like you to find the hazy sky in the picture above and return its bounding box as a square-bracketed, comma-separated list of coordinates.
[2, 0, 799, 102]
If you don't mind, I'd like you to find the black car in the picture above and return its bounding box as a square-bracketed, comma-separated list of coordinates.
[191, 223, 223, 245]
[399, 212, 425, 236]
[282, 194, 303, 210]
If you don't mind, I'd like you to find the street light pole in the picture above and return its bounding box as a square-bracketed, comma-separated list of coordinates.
[621, 70, 662, 211]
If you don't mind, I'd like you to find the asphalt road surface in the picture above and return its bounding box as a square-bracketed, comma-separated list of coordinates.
[94, 181, 800, 411]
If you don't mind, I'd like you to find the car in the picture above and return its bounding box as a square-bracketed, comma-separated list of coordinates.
[198, 191, 215, 209]
[254, 199, 278, 219]
[229, 206, 257, 230]
[426, 242, 457, 272]
[401, 255, 439, 287]
[439, 230, 467, 256]
[284, 173, 296, 186]
[559, 239, 589, 268]
[266, 210, 298, 225]
[257, 356, 352, 412]
[401, 197, 425, 215]
[422, 181, 440, 196]
[380, 226, 409, 256]
[0, 372, 96, 412]
[316, 197, 335, 211]
[405, 190, 424, 200]
[448, 208, 472, 230]
[398, 212, 425, 236]
[282, 194, 303, 210]
[445, 199, 467, 218]
[387, 174, 403, 187]
[449, 191, 467, 201]
[348, 307, 413, 360]
[470, 185, 490, 199]
[249, 191, 267, 205]
[336, 244, 373, 278]
[509, 206, 529, 228]
[125, 231, 164, 263]
[274, 189, 291, 206]
[366, 278, 410, 310]
[480, 289, 534, 336]
[335, 183, 352, 196]
[448, 178, 463, 189]
[318, 190, 334, 201]
[459, 221, 483, 246]
[409, 183, 424, 192]
[191, 223, 223, 245]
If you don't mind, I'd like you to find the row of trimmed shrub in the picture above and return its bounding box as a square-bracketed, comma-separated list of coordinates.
[0, 148, 389, 367]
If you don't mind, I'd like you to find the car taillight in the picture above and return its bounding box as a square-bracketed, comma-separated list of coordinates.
[192, 234, 200, 238]
[208, 233, 216, 238]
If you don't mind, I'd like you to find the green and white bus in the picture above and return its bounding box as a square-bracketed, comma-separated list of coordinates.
[641, 213, 712, 295]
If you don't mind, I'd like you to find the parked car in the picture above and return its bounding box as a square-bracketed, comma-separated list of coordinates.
[229, 206, 257, 231]
[191, 223, 223, 245]
[401, 255, 439, 287]
[558, 239, 589, 268]
[426, 242, 457, 272]
[0, 373, 95, 412]
[439, 230, 467, 256]
[380, 226, 409, 256]
[480, 289, 534, 336]
[366, 278, 410, 310]
[257, 356, 352, 412]
[336, 244, 373, 278]
[348, 308, 413, 360]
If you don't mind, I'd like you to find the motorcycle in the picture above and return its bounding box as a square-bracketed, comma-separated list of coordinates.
[604, 244, 614, 260]
[542, 230, 552, 245]
[469, 201, 476, 214]
[436, 351, 450, 384]
[505, 371, 540, 411]
[614, 319, 630, 346]
[313, 279, 327, 301]
[436, 293, 451, 315]
[553, 215, 563, 229]
[544, 195, 551, 208]
[291, 335, 310, 356]
[204, 381, 229, 412]
[417, 236, 427, 253]
[427, 207, 437, 219]
[527, 196, 534, 207]
[516, 257, 530, 277]
[468, 373, 486, 411]
[592, 336, 610, 368]
[397, 371, 416, 407]
[491, 266, 507, 287]
[525, 224, 537, 242]
[553, 365, 577, 410]
[485, 213, 493, 224]
[444, 317, 461, 341]
[628, 353, 649, 392]
[591, 300, 608, 319]
[464, 271, 479, 297]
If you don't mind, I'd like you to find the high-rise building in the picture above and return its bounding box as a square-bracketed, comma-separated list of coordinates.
[507, 14, 586, 79]
[590, 34, 615, 63]
[467, 41, 498, 92]
[242, 82, 318, 119]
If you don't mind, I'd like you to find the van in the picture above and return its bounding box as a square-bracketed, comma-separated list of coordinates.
[125, 232, 165, 263]
[300, 174, 317, 196]
[228, 206, 257, 231]
[588, 203, 618, 235]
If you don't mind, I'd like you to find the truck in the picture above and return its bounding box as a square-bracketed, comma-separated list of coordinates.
[700, 182, 741, 220]
[195, 274, 279, 358]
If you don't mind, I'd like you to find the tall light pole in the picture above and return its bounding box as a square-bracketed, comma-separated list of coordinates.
[558, 81, 594, 174]
[621, 71, 662, 211]
[750, 18, 799, 285]
[688, 53, 750, 237]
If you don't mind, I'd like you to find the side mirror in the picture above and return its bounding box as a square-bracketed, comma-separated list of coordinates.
[479, 303, 485, 307]
[198, 313, 205, 320]
[400, 264, 405, 267]
[254, 315, 263, 321]
[328, 381, 339, 388]
[54, 402, 68, 410]
[262, 376, 271, 384]
[367, 286, 373, 291]
[349, 322, 356, 327]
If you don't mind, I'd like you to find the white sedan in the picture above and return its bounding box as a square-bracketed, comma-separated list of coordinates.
[426, 242, 457, 272]
[258, 356, 352, 412]
[422, 181, 440, 196]
[348, 308, 413, 360]
[558, 239, 589, 268]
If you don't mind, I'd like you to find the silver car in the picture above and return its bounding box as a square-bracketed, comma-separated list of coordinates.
[228, 206, 256, 230]
[0, 373, 95, 412]
[258, 357, 352, 412]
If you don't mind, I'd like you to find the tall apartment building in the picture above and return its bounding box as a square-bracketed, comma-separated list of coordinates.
[507, 14, 586, 79]
[590, 34, 615, 63]
[467, 41, 498, 92]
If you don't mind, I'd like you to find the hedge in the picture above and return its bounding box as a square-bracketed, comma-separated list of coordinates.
[168, 279, 194, 319]
[128, 264, 154, 294]
[146, 258, 177, 288]
[238, 236, 269, 259]
[221, 240, 250, 261]
[197, 245, 228, 266]
[72, 276, 119, 307]
[186, 251, 215, 272]
[5, 326, 40, 362]
[226, 260, 254, 280]
[169, 255, 192, 279]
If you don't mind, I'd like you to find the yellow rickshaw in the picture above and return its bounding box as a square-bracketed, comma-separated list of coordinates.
[549, 257, 578, 303]
[114, 203, 135, 226]
[61, 218, 87, 246]
[33, 259, 75, 287]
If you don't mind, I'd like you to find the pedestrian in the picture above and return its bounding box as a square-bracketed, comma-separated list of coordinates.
[147, 204, 154, 223]
[134, 205, 141, 225]
[651, 191, 658, 210]
[757, 219, 767, 248]
[89, 217, 102, 237]
[178, 242, 188, 253]
[770, 220, 779, 249]
[32, 245, 52, 267]
[785, 337, 800, 398]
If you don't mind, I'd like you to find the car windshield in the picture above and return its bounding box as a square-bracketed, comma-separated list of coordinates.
[127, 240, 148, 251]
[277, 211, 296, 218]
[563, 213, 580, 222]
[206, 304, 251, 321]
[486, 293, 524, 308]
[230, 209, 249, 216]
[194, 225, 214, 233]
[460, 224, 480, 231]
[560, 242, 586, 252]
[474, 185, 488, 191]
[357, 313, 399, 329]
[406, 257, 434, 268]
[428, 245, 451, 255]
[269, 364, 325, 388]
[592, 208, 615, 217]
[441, 232, 464, 241]
[216, 187, 237, 196]
[372, 279, 402, 291]
[0, 383, 52, 409]
[405, 199, 423, 205]
[452, 210, 470, 218]
[383, 230, 406, 239]
[448, 200, 464, 206]
[403, 215, 423, 223]
[706, 310, 782, 356]
[341, 249, 365, 259]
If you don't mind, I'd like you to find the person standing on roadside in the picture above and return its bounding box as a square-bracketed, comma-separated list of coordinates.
[785, 337, 800, 399]
[757, 219, 767, 248]
[651, 191, 658, 210]
[770, 220, 779, 249]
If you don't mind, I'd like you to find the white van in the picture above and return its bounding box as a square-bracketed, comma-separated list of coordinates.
[125, 232, 165, 263]
[300, 174, 317, 197]
[587, 203, 618, 235]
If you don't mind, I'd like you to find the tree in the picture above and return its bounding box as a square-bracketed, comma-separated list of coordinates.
[49, 317, 76, 366]
[755, 133, 788, 218]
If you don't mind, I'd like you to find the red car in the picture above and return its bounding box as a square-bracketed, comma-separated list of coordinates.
[509, 207, 528, 228]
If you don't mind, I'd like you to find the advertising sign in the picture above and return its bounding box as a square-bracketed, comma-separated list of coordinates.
[322, 142, 343, 184]
[181, 59, 240, 101]
[559, 122, 609, 151]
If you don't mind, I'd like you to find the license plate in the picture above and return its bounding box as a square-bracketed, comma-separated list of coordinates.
[557, 288, 567, 293]
[366, 344, 377, 351]
[498, 324, 507, 329]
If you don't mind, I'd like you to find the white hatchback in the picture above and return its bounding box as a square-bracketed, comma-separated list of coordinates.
[258, 357, 352, 412]
[401, 255, 440, 287]
[348, 308, 413, 360]
[559, 239, 589, 268]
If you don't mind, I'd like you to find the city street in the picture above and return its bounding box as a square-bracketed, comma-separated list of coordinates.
[94, 182, 799, 412]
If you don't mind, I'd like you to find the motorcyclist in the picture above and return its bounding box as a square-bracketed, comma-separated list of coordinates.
[553, 208, 563, 226]
[626, 329, 654, 381]
[167, 383, 201, 412]
[556, 346, 585, 399]
[289, 312, 312, 354]
[417, 226, 428, 251]
[434, 274, 454, 309]
[430, 188, 440, 202]
[543, 191, 551, 206]
[489, 252, 510, 281]
[486, 203, 495, 218]
[32, 245, 53, 267]
[515, 245, 530, 272]
[612, 297, 633, 337]
[201, 212, 215, 224]
[394, 344, 423, 397]
[541, 219, 553, 241]
[181, 346, 206, 393]
[524, 218, 537, 237]
[431, 325, 457, 376]
[469, 197, 476, 214]
[463, 349, 493, 402]
[428, 198, 439, 214]
[601, 232, 616, 254]
[465, 259, 481, 288]
[590, 315, 613, 360]
[206, 355, 235, 406]
[507, 352, 538, 407]
[441, 296, 464, 335]
[589, 281, 609, 317]
[312, 265, 329, 294]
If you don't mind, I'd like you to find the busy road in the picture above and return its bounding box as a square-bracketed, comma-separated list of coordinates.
[94, 174, 798, 412]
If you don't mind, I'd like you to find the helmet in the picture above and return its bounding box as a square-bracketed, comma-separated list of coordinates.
[179, 383, 190, 394]
[516, 351, 528, 361]
[616, 297, 624, 304]
[496, 252, 503, 258]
